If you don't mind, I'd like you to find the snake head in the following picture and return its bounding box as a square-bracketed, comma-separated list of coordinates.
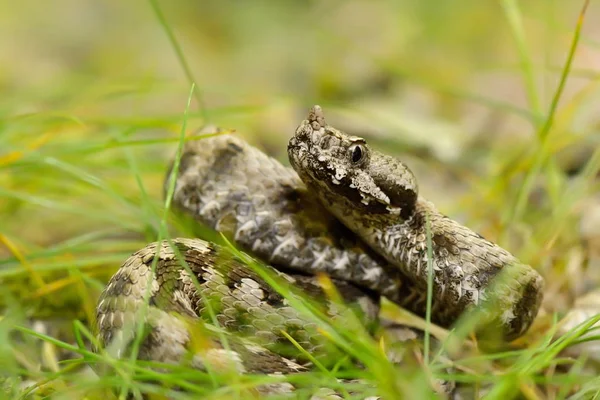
[288, 105, 419, 220]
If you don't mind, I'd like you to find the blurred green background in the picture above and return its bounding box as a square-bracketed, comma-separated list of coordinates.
[1, 0, 599, 397]
[2, 0, 598, 241]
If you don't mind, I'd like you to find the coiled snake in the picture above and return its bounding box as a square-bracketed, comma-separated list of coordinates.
[94, 106, 545, 396]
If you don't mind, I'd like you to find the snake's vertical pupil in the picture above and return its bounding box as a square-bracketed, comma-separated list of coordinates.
[351, 145, 363, 163]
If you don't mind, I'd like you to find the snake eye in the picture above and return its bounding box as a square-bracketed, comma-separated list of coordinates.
[349, 144, 366, 164]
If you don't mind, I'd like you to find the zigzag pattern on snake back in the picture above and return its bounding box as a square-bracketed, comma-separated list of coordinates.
[94, 106, 545, 396]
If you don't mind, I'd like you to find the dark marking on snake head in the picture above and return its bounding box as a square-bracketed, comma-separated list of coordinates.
[379, 183, 417, 220]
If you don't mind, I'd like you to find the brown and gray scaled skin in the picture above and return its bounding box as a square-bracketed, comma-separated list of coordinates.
[166, 130, 429, 312]
[95, 238, 380, 374]
[288, 105, 545, 339]
[95, 105, 545, 397]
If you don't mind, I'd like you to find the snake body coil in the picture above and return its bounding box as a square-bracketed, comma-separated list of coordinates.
[95, 106, 545, 394]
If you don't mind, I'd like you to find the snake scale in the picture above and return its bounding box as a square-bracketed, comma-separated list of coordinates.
[95, 106, 545, 396]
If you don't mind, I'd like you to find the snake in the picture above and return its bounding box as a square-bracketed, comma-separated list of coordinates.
[94, 105, 545, 397]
